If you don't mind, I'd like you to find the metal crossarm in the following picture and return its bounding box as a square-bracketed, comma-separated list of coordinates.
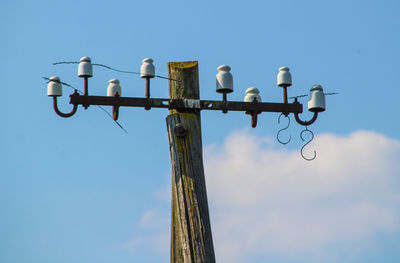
[69, 93, 303, 113]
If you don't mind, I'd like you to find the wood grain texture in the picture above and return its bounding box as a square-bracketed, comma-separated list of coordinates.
[167, 61, 215, 263]
[168, 61, 200, 115]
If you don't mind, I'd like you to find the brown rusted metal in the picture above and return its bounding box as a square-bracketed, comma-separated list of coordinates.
[145, 77, 151, 111]
[83, 77, 89, 109]
[293, 99, 318, 126]
[70, 93, 303, 114]
[112, 106, 119, 120]
[53, 91, 78, 118]
[294, 111, 318, 126]
[282, 86, 289, 117]
[283, 86, 288, 104]
[145, 77, 150, 99]
[84, 77, 88, 96]
[222, 93, 228, 114]
[112, 93, 120, 121]
[251, 112, 258, 128]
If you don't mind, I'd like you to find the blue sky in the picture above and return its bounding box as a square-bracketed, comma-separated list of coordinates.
[1, 0, 400, 262]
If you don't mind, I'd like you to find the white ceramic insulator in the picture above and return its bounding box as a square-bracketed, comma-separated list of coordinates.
[308, 85, 326, 112]
[244, 87, 262, 102]
[277, 66, 292, 87]
[47, 76, 62, 96]
[107, 79, 121, 97]
[78, 56, 93, 78]
[216, 65, 233, 93]
[140, 58, 155, 78]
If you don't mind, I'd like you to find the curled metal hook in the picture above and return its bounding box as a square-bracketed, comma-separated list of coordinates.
[293, 98, 319, 126]
[52, 90, 79, 118]
[277, 113, 291, 145]
[300, 127, 316, 161]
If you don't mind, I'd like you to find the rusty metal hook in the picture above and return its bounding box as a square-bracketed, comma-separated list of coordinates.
[293, 98, 319, 126]
[277, 113, 291, 145]
[52, 90, 78, 118]
[300, 126, 316, 161]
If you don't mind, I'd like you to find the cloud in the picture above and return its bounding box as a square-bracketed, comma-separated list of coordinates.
[123, 130, 400, 262]
[204, 130, 400, 262]
[120, 207, 170, 255]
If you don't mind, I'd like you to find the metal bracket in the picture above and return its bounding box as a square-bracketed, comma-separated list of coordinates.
[183, 99, 201, 109]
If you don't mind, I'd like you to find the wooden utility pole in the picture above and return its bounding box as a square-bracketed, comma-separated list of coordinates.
[166, 61, 216, 263]
[56, 58, 321, 262]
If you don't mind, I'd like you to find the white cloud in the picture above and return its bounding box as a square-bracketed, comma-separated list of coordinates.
[204, 130, 400, 262]
[120, 207, 169, 255]
[123, 130, 400, 262]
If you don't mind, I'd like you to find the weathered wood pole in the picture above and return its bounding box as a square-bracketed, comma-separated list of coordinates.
[166, 61, 216, 263]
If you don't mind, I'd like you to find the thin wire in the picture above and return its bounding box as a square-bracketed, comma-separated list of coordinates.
[52, 61, 174, 80]
[43, 77, 128, 133]
[155, 75, 172, 80]
[95, 105, 128, 133]
[289, 94, 308, 99]
[289, 92, 339, 100]
[53, 62, 79, 65]
[42, 77, 76, 88]
[92, 63, 141, 75]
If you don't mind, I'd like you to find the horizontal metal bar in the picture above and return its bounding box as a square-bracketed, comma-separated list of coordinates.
[70, 93, 303, 114]
[70, 94, 171, 108]
[196, 100, 302, 113]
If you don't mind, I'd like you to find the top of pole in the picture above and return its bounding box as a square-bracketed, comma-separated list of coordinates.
[168, 61, 199, 114]
[168, 61, 198, 69]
